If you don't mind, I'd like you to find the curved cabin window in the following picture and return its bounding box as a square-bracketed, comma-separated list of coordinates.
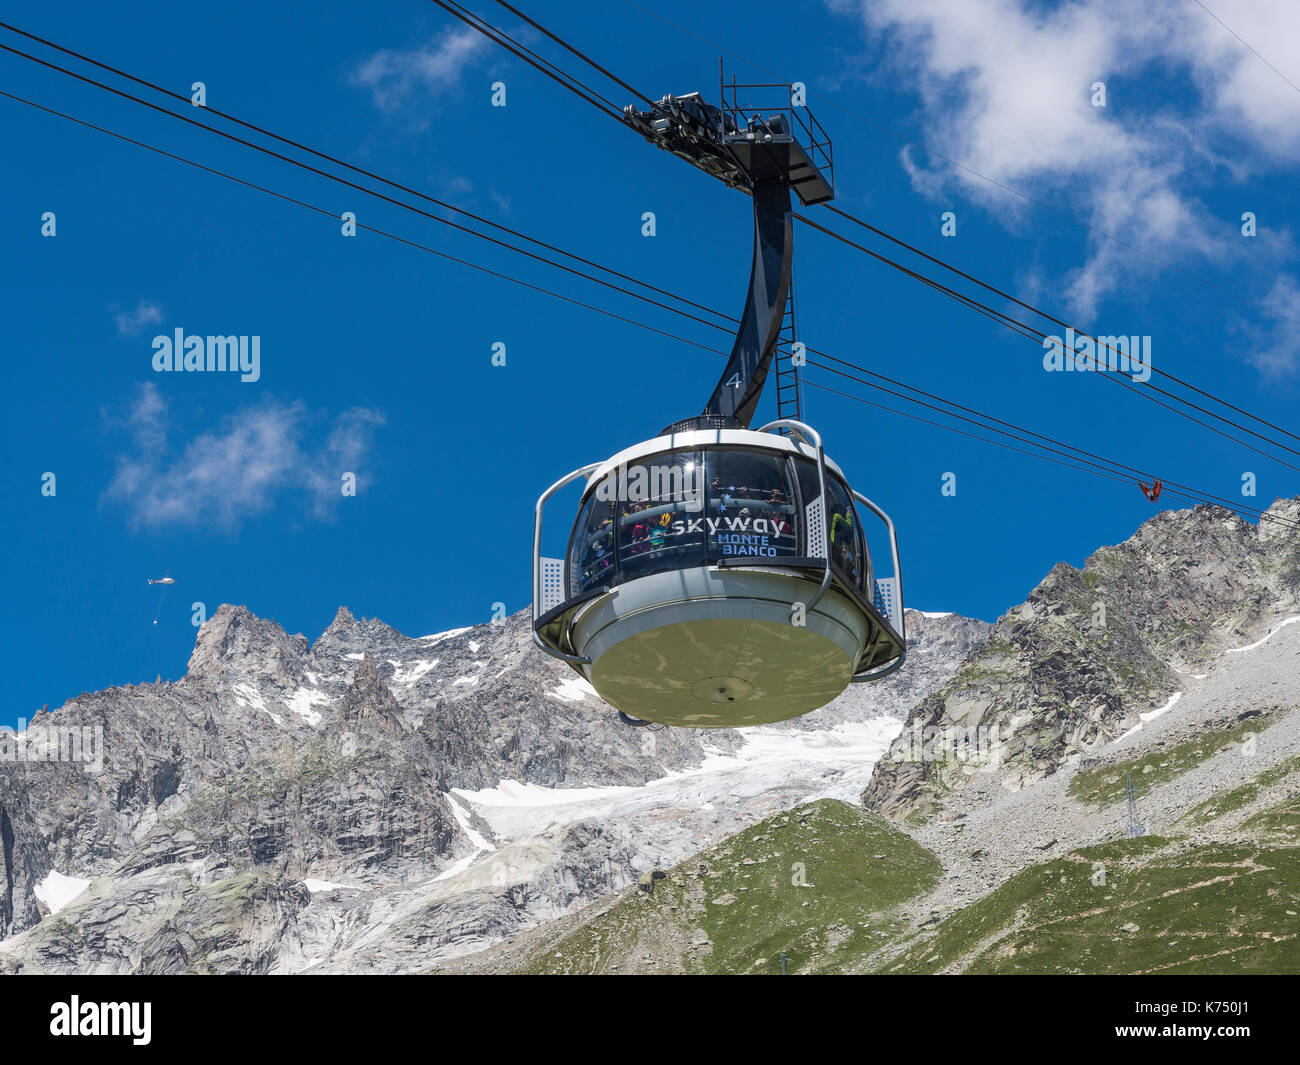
[705, 449, 799, 561]
[825, 474, 868, 591]
[567, 477, 615, 596]
[568, 447, 864, 597]
[613, 451, 706, 585]
[793, 458, 867, 592]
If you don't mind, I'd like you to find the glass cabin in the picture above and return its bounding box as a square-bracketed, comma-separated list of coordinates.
[533, 421, 904, 728]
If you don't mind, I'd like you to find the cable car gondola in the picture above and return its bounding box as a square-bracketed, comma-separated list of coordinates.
[532, 78, 905, 728]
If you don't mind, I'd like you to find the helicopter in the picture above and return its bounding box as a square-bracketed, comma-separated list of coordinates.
[531, 76, 905, 730]
[148, 570, 175, 624]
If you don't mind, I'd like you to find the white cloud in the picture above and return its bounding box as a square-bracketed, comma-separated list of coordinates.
[113, 299, 163, 336]
[104, 384, 385, 529]
[831, 0, 1300, 330]
[1243, 275, 1300, 375]
[125, 376, 168, 454]
[352, 26, 489, 112]
[304, 407, 387, 519]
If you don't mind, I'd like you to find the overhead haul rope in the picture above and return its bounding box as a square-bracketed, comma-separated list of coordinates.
[0, 17, 731, 323]
[815, 205, 1300, 448]
[2, 53, 1296, 530]
[613, 0, 1300, 329]
[439, 2, 1300, 461]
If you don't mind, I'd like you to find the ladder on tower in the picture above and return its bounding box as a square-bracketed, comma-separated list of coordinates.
[774, 279, 802, 430]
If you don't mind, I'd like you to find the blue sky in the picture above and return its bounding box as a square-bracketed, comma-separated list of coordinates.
[3, 0, 1298, 726]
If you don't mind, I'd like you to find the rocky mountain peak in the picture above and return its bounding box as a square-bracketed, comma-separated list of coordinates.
[185, 604, 309, 689]
[863, 498, 1300, 819]
[311, 605, 358, 651]
[339, 652, 406, 730]
[311, 606, 410, 664]
[1258, 497, 1300, 543]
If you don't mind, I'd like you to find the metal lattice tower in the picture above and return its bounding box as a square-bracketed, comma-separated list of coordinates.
[1125, 772, 1143, 838]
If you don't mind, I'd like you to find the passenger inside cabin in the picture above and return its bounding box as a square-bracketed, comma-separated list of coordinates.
[830, 505, 855, 572]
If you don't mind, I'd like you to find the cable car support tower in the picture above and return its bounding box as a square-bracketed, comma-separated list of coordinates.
[621, 70, 831, 430]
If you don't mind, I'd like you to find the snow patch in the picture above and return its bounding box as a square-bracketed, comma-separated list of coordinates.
[426, 719, 904, 893]
[1226, 616, 1300, 654]
[917, 610, 953, 619]
[232, 683, 266, 711]
[34, 871, 91, 915]
[468, 640, 481, 653]
[456, 778, 632, 809]
[447, 796, 494, 854]
[435, 795, 496, 882]
[391, 659, 438, 686]
[548, 676, 598, 703]
[419, 627, 470, 645]
[1118, 692, 1183, 741]
[452, 718, 901, 835]
[302, 878, 359, 894]
[343, 653, 365, 661]
[232, 683, 282, 725]
[1141, 692, 1182, 723]
[286, 687, 331, 727]
[452, 676, 477, 687]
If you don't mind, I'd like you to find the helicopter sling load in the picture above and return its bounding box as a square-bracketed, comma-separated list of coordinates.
[531, 73, 905, 728]
[149, 570, 175, 624]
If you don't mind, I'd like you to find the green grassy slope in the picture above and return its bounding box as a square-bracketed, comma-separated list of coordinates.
[512, 799, 941, 975]
[881, 834, 1300, 974]
[470, 745, 1300, 976]
[1068, 709, 1285, 807]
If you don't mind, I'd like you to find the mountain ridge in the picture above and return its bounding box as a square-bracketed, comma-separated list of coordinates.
[864, 498, 1300, 819]
[0, 594, 984, 970]
[3, 498, 1294, 972]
